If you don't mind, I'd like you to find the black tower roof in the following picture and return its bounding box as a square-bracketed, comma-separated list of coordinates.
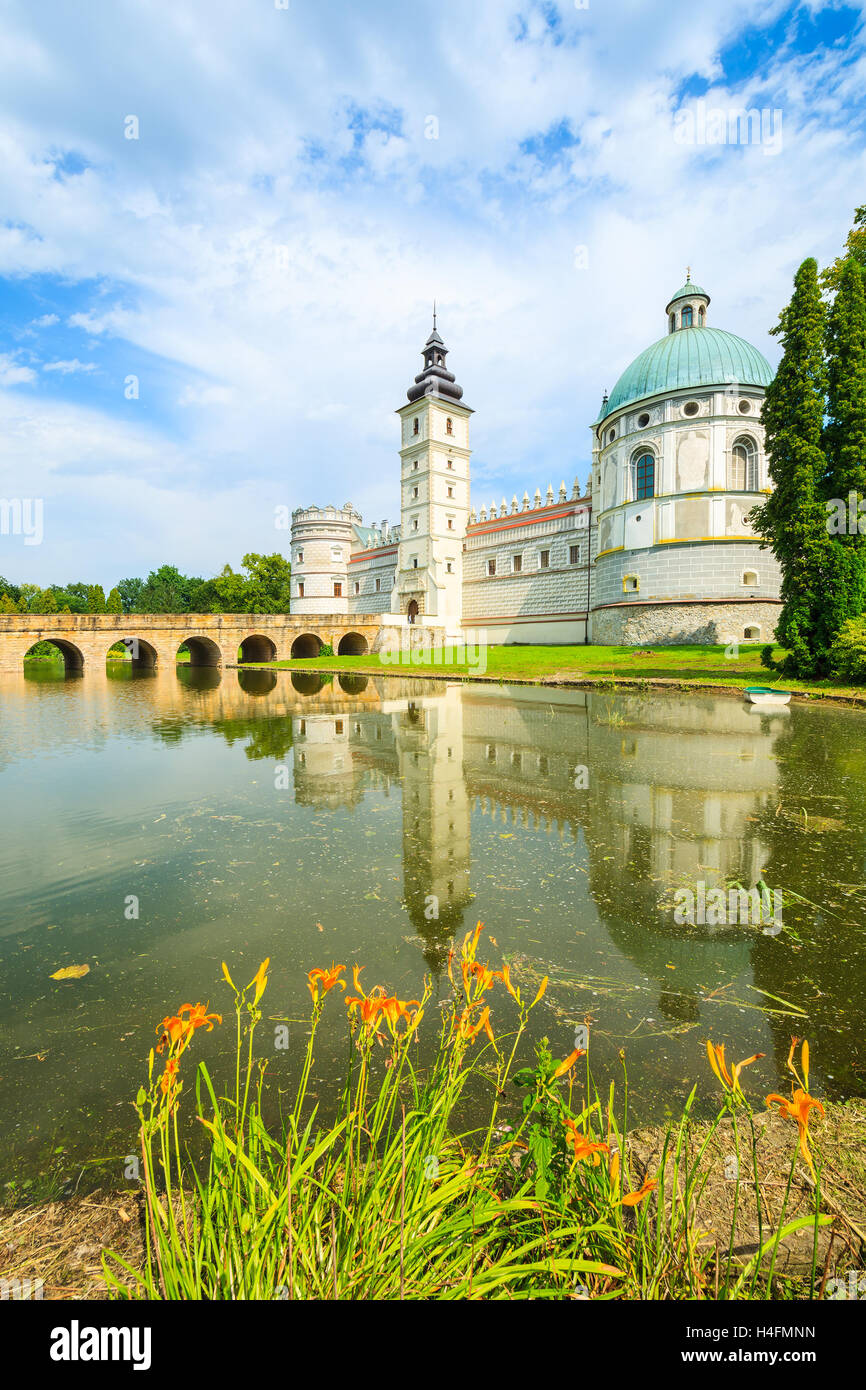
[407, 318, 465, 404]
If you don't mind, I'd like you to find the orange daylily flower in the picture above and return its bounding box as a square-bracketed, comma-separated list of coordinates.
[155, 1013, 188, 1053]
[345, 966, 419, 1037]
[160, 1056, 180, 1096]
[706, 1041, 764, 1096]
[307, 963, 347, 1004]
[496, 960, 521, 1005]
[249, 958, 270, 1005]
[553, 1048, 585, 1079]
[179, 1002, 222, 1033]
[454, 1004, 495, 1045]
[765, 1087, 825, 1182]
[155, 1001, 221, 1054]
[620, 1176, 658, 1207]
[766, 1036, 823, 1182]
[468, 960, 498, 992]
[563, 1118, 609, 1167]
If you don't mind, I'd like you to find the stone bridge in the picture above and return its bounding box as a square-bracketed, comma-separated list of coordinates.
[0, 612, 392, 673]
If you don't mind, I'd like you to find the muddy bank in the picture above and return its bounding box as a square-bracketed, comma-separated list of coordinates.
[2, 1100, 863, 1300]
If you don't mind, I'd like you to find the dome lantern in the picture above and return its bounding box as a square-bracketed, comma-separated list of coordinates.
[665, 269, 710, 333]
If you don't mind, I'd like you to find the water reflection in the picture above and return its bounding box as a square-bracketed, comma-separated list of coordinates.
[1, 664, 864, 1187]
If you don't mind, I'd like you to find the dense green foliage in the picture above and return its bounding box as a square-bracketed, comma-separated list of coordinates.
[824, 254, 866, 624]
[753, 255, 864, 677]
[829, 617, 866, 683]
[0, 553, 291, 616]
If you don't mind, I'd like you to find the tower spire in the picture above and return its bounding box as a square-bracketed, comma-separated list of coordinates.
[433, 299, 437, 331]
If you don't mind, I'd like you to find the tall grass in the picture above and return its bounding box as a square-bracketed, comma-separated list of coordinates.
[103, 926, 830, 1300]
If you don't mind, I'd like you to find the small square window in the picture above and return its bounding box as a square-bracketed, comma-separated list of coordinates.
[297, 550, 304, 563]
[447, 485, 454, 498]
[513, 554, 522, 573]
[298, 582, 304, 598]
[446, 561, 453, 573]
[413, 460, 419, 471]
[413, 418, 419, 435]
[540, 549, 550, 569]
[447, 459, 453, 469]
[412, 518, 418, 531]
[447, 518, 454, 530]
[412, 558, 418, 569]
[333, 582, 342, 597]
[569, 545, 580, 564]
[354, 581, 360, 595]
[487, 559, 496, 576]
[413, 486, 418, 498]
[375, 577, 381, 592]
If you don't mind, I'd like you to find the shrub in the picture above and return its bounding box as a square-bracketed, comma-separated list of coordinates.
[828, 617, 866, 683]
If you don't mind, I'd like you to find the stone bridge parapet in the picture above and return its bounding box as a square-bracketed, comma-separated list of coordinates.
[0, 612, 394, 673]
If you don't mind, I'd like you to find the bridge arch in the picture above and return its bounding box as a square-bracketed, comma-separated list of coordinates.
[24, 639, 85, 673]
[337, 631, 368, 656]
[107, 636, 158, 669]
[181, 635, 223, 668]
[239, 633, 277, 664]
[290, 632, 323, 660]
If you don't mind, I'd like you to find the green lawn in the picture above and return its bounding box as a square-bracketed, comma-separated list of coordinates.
[260, 643, 866, 701]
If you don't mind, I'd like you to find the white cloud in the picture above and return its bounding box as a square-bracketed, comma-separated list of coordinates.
[0, 353, 36, 386]
[0, 0, 862, 583]
[43, 357, 97, 374]
[32, 312, 59, 326]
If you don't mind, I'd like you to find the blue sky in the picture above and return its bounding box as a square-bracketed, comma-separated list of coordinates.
[0, 0, 865, 588]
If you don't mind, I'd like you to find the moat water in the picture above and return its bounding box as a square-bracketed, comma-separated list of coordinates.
[1, 663, 865, 1198]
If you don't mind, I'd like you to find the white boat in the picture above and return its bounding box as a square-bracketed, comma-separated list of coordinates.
[744, 686, 792, 706]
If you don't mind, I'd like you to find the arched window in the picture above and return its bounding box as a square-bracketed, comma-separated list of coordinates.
[630, 451, 655, 501]
[698, 306, 705, 324]
[669, 313, 676, 333]
[681, 305, 693, 327]
[730, 436, 759, 490]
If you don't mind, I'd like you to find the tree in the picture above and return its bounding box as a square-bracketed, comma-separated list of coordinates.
[823, 254, 866, 625]
[240, 552, 292, 613]
[751, 259, 844, 677]
[116, 577, 144, 614]
[106, 586, 123, 614]
[40, 588, 58, 614]
[0, 576, 21, 604]
[0, 593, 18, 614]
[822, 205, 866, 294]
[87, 584, 106, 614]
[137, 566, 192, 613]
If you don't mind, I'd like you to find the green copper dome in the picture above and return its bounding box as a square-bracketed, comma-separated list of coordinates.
[667, 279, 708, 305]
[599, 327, 773, 422]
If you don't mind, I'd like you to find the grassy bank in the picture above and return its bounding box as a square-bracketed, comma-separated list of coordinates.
[3, 928, 861, 1301]
[261, 644, 866, 704]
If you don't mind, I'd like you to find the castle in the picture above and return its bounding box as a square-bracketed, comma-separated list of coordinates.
[290, 277, 782, 647]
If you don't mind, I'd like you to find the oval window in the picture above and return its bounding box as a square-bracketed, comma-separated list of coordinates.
[683, 401, 699, 417]
[608, 428, 616, 443]
[738, 399, 751, 414]
[637, 412, 650, 428]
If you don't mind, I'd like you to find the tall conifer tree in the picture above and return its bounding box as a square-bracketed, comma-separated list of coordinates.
[824, 254, 866, 624]
[751, 259, 840, 676]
